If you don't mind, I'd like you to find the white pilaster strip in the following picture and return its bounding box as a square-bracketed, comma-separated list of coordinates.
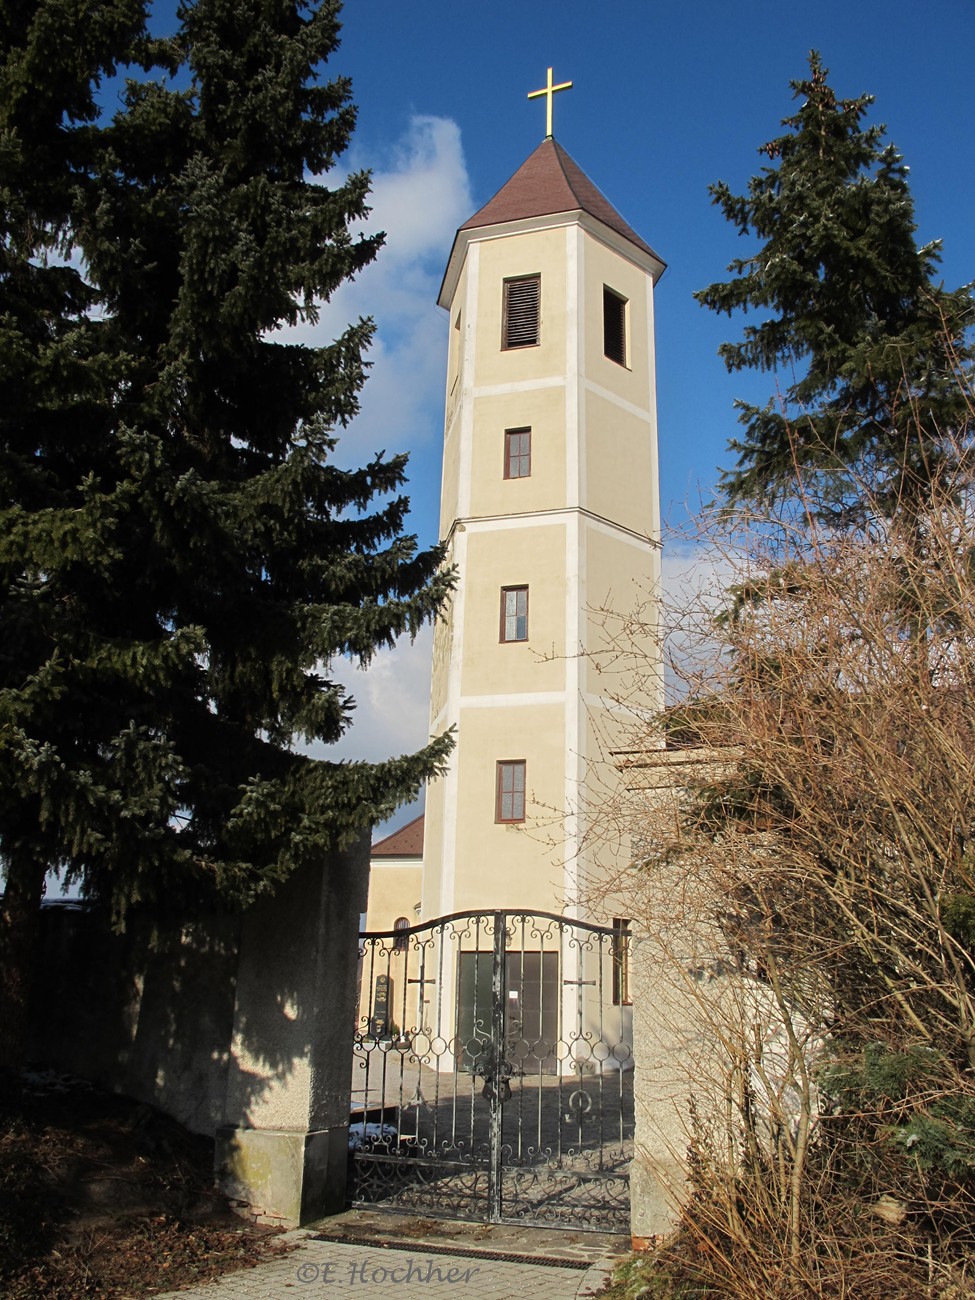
[564, 225, 580, 512]
[645, 274, 662, 551]
[458, 690, 567, 709]
[563, 225, 585, 920]
[472, 376, 565, 399]
[645, 273, 664, 713]
[432, 248, 480, 920]
[438, 526, 467, 918]
[456, 244, 479, 524]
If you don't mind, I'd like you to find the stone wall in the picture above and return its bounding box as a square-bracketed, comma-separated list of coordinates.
[216, 842, 370, 1225]
[31, 833, 371, 1227]
[32, 902, 241, 1136]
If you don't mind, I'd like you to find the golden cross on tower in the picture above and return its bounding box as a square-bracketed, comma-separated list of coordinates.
[527, 66, 573, 139]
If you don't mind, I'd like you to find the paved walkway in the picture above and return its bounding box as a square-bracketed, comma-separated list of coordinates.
[159, 1211, 624, 1300]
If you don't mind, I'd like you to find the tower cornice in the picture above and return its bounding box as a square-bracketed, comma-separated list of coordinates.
[443, 506, 664, 550]
[439, 209, 665, 310]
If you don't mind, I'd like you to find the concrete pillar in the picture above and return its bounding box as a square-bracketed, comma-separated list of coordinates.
[630, 931, 698, 1241]
[215, 833, 370, 1226]
[628, 902, 731, 1244]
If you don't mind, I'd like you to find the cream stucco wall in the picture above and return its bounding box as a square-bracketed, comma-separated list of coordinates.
[439, 410, 461, 538]
[448, 702, 568, 913]
[421, 768, 449, 918]
[584, 393, 656, 535]
[459, 524, 566, 698]
[583, 524, 661, 703]
[429, 592, 453, 727]
[466, 388, 567, 519]
[364, 858, 422, 934]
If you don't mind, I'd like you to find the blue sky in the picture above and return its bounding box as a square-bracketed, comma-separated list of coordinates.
[335, 0, 975, 520]
[144, 2, 975, 807]
[139, 0, 975, 540]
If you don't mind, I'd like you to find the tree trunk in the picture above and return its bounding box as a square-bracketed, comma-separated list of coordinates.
[0, 846, 48, 1081]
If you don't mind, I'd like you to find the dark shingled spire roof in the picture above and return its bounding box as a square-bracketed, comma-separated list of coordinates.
[459, 137, 663, 265]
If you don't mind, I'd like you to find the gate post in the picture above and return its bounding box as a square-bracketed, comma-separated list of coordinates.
[215, 833, 370, 1227]
[629, 913, 731, 1243]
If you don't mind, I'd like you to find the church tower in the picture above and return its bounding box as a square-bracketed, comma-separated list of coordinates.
[422, 85, 665, 924]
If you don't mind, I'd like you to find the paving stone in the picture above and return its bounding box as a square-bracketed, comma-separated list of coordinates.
[157, 1224, 622, 1300]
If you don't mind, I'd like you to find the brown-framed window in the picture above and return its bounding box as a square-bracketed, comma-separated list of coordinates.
[496, 760, 526, 823]
[502, 275, 540, 349]
[500, 586, 528, 643]
[603, 286, 627, 366]
[393, 916, 410, 953]
[504, 427, 531, 479]
[612, 918, 631, 1005]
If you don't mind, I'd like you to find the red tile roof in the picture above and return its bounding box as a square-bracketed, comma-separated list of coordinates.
[459, 138, 663, 265]
[371, 813, 424, 858]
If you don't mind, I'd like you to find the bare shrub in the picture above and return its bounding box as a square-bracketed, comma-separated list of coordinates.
[600, 419, 975, 1296]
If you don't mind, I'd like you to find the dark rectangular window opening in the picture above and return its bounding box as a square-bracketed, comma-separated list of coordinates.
[603, 286, 627, 366]
[504, 427, 532, 479]
[496, 760, 526, 823]
[500, 586, 529, 643]
[612, 918, 631, 1005]
[457, 951, 559, 1075]
[502, 275, 540, 349]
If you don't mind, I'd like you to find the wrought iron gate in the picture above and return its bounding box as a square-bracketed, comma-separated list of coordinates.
[349, 910, 633, 1231]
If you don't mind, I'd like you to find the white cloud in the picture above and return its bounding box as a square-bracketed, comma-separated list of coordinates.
[360, 116, 473, 266]
[660, 539, 735, 608]
[659, 538, 736, 702]
[332, 116, 473, 463]
[313, 624, 436, 767]
[277, 115, 474, 467]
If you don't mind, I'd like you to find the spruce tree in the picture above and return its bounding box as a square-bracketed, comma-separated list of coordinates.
[0, 0, 452, 1076]
[697, 52, 973, 518]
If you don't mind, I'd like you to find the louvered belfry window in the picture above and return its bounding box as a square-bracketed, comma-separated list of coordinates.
[502, 275, 540, 349]
[603, 285, 627, 366]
